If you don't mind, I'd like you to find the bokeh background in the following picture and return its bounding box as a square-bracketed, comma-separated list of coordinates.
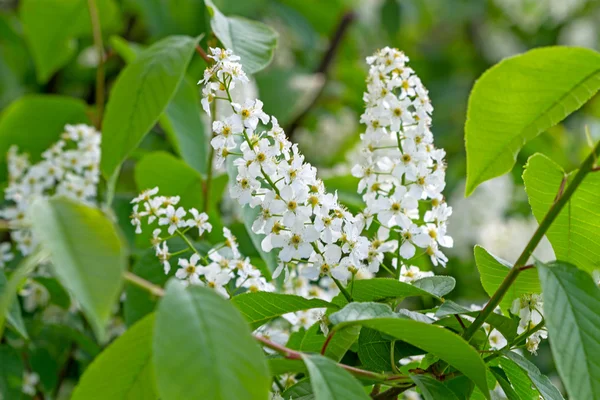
[2, 0, 600, 394]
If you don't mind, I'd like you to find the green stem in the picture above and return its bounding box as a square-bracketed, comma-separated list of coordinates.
[203, 101, 217, 213]
[123, 271, 165, 297]
[86, 0, 105, 129]
[463, 140, 600, 341]
[176, 229, 200, 257]
[331, 276, 352, 302]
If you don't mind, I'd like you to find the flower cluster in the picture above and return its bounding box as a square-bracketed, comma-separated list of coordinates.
[511, 294, 547, 354]
[0, 124, 101, 256]
[351, 47, 453, 268]
[200, 47, 372, 285]
[131, 187, 274, 296]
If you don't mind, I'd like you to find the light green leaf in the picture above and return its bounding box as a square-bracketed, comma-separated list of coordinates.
[282, 379, 314, 400]
[412, 374, 460, 400]
[357, 328, 395, 372]
[335, 318, 489, 397]
[268, 358, 307, 376]
[0, 95, 89, 182]
[523, 153, 600, 273]
[537, 261, 600, 399]
[109, 36, 208, 176]
[474, 245, 540, 313]
[20, 0, 121, 82]
[0, 251, 45, 337]
[412, 276, 456, 298]
[101, 35, 199, 179]
[490, 367, 520, 400]
[30, 197, 127, 342]
[71, 314, 157, 400]
[301, 354, 370, 400]
[329, 302, 396, 326]
[205, 0, 278, 74]
[154, 281, 270, 400]
[0, 271, 27, 339]
[498, 358, 540, 400]
[504, 351, 564, 400]
[127, 0, 208, 39]
[232, 292, 336, 330]
[465, 46, 600, 195]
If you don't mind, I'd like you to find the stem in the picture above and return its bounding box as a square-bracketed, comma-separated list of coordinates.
[463, 140, 600, 341]
[124, 271, 165, 297]
[176, 229, 201, 256]
[256, 335, 408, 383]
[331, 276, 352, 302]
[87, 0, 105, 129]
[321, 330, 336, 355]
[195, 45, 212, 64]
[203, 101, 217, 213]
[285, 11, 356, 139]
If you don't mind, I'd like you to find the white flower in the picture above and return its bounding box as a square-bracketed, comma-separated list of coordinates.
[232, 99, 269, 130]
[276, 224, 319, 262]
[223, 227, 241, 259]
[0, 242, 14, 268]
[397, 263, 433, 283]
[155, 241, 171, 274]
[22, 371, 39, 396]
[131, 187, 159, 204]
[158, 206, 187, 235]
[176, 254, 204, 285]
[186, 208, 212, 235]
[203, 266, 233, 297]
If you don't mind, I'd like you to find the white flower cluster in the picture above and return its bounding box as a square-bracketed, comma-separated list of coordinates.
[351, 47, 453, 268]
[0, 124, 101, 256]
[131, 187, 274, 296]
[200, 47, 372, 285]
[511, 294, 547, 354]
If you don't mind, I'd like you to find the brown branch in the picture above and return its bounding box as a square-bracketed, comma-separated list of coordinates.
[552, 174, 568, 203]
[372, 385, 413, 400]
[87, 0, 105, 129]
[454, 314, 467, 331]
[321, 330, 336, 355]
[196, 45, 212, 65]
[285, 11, 356, 140]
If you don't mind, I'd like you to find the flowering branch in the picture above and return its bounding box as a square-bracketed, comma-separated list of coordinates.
[463, 139, 600, 341]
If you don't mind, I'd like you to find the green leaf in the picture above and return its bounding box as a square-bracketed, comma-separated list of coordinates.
[20, 0, 121, 82]
[335, 318, 490, 397]
[71, 314, 157, 400]
[268, 358, 307, 376]
[205, 0, 278, 74]
[0, 271, 28, 339]
[474, 245, 540, 313]
[282, 379, 314, 400]
[298, 322, 360, 362]
[504, 351, 564, 400]
[153, 281, 270, 400]
[301, 354, 370, 400]
[357, 328, 395, 372]
[412, 374, 460, 400]
[0, 95, 89, 182]
[490, 367, 520, 400]
[100, 35, 199, 179]
[498, 357, 540, 400]
[0, 345, 24, 399]
[232, 292, 336, 330]
[0, 251, 45, 337]
[523, 153, 600, 273]
[30, 197, 127, 342]
[335, 278, 436, 306]
[465, 46, 600, 195]
[537, 261, 600, 399]
[109, 36, 208, 176]
[329, 302, 396, 325]
[412, 276, 456, 298]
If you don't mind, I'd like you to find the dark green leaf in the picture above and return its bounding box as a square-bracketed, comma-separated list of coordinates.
[0, 271, 28, 339]
[412, 374, 460, 400]
[30, 197, 127, 342]
[72, 314, 157, 400]
[232, 292, 336, 330]
[335, 278, 435, 306]
[268, 357, 307, 376]
[537, 261, 600, 399]
[498, 357, 540, 400]
[0, 345, 24, 399]
[504, 351, 564, 400]
[465, 47, 600, 194]
[299, 322, 360, 362]
[154, 281, 270, 400]
[490, 367, 520, 400]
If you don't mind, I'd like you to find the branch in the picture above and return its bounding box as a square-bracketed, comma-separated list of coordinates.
[87, 0, 105, 129]
[196, 45, 212, 65]
[123, 271, 165, 297]
[285, 11, 356, 139]
[463, 140, 600, 341]
[256, 335, 410, 383]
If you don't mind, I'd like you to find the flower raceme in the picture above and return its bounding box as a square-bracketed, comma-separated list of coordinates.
[352, 47, 453, 269]
[199, 47, 372, 285]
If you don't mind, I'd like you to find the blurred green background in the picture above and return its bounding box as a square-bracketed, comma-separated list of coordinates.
[2, 0, 600, 392]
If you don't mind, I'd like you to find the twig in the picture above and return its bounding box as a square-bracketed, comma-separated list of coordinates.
[519, 264, 534, 271]
[373, 385, 413, 400]
[454, 314, 467, 331]
[87, 0, 105, 129]
[463, 140, 600, 341]
[285, 11, 356, 139]
[196, 45, 212, 64]
[123, 271, 165, 297]
[321, 330, 337, 355]
[331, 276, 353, 302]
